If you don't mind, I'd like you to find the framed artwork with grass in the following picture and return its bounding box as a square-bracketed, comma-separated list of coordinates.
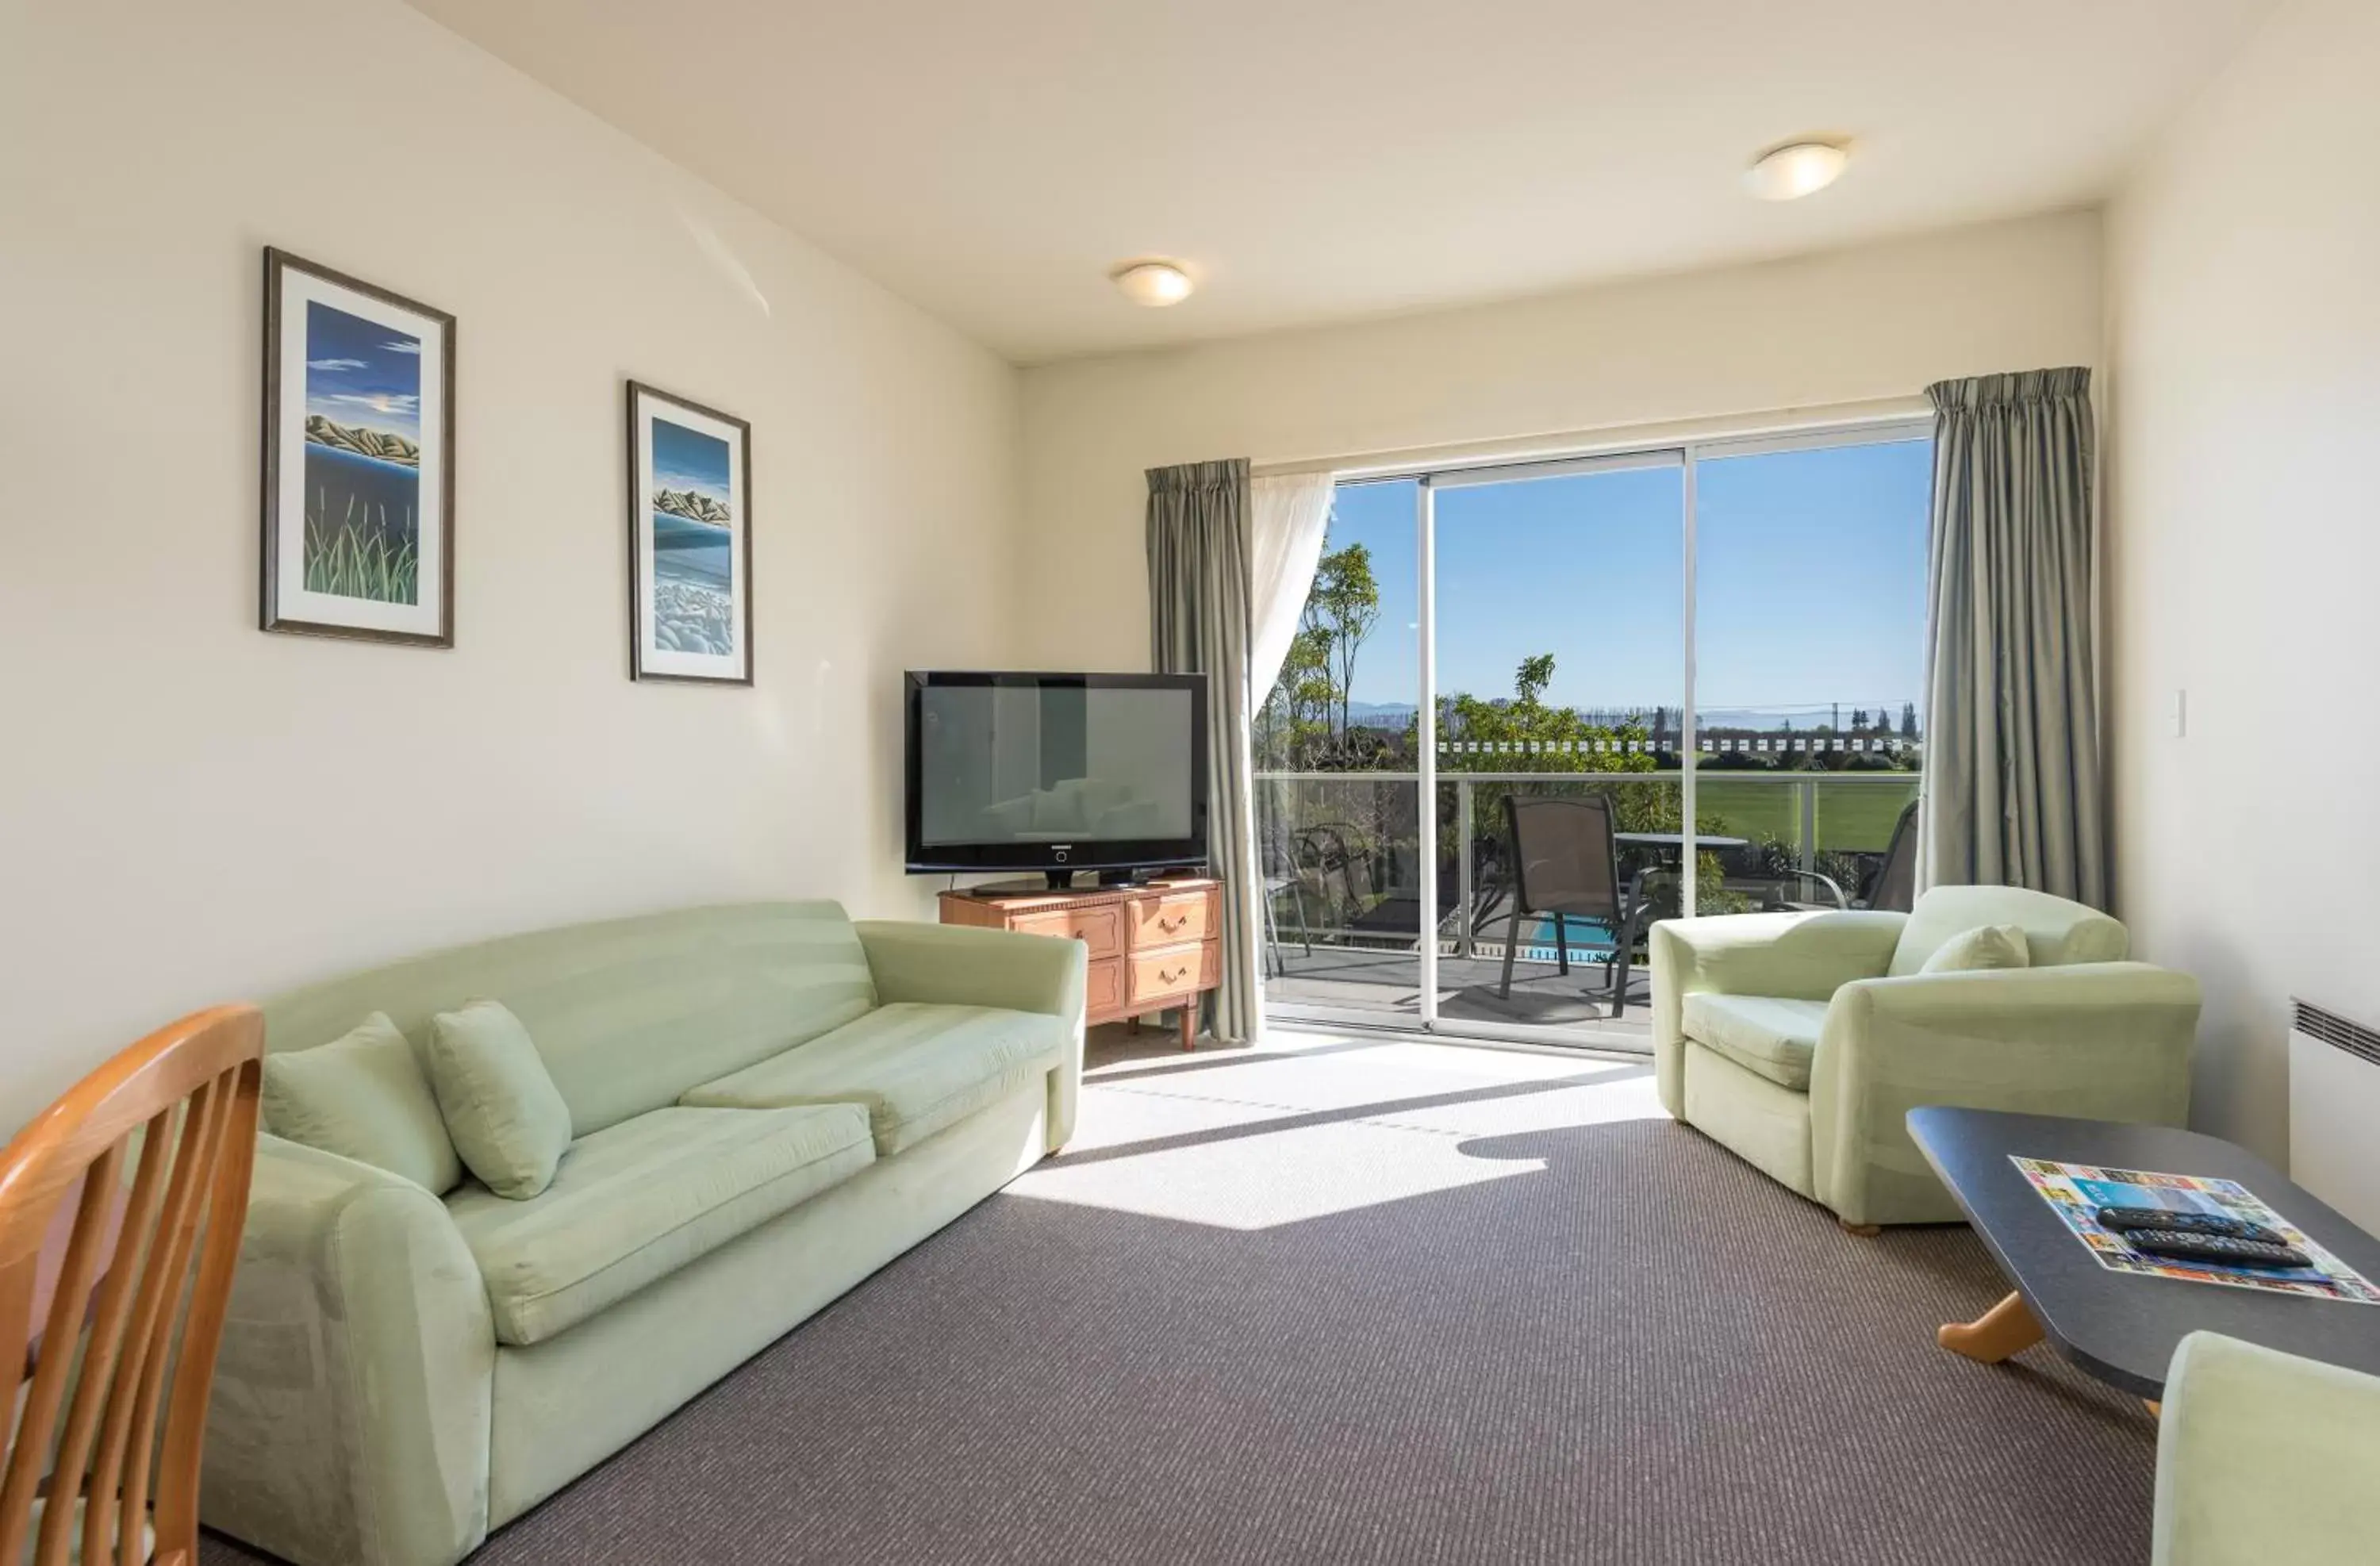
[260, 248, 455, 646]
[626, 381, 752, 685]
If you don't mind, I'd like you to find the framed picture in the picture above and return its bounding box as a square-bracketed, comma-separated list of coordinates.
[260, 248, 455, 645]
[626, 381, 753, 685]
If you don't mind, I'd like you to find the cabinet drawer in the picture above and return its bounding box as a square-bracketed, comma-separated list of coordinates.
[1127, 890, 1215, 950]
[1084, 957, 1124, 1022]
[1010, 904, 1123, 960]
[1127, 941, 1217, 1008]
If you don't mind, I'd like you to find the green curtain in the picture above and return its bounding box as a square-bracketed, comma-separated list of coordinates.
[1918, 367, 2106, 907]
[1146, 459, 1260, 1043]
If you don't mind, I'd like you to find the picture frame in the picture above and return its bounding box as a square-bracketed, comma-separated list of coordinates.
[625, 380, 754, 685]
[260, 248, 456, 646]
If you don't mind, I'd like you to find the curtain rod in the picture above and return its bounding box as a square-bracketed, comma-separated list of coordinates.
[1249, 394, 1933, 481]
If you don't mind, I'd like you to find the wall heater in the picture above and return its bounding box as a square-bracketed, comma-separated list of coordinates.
[2288, 999, 2380, 1234]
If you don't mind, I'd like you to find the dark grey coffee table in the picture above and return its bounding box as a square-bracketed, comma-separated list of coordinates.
[1908, 1107, 2380, 1403]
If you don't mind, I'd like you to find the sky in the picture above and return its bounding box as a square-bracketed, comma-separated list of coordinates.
[652, 416, 731, 499]
[1318, 437, 1930, 719]
[304, 301, 422, 441]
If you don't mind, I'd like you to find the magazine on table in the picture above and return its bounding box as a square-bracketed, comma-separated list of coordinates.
[2011, 1156, 2380, 1304]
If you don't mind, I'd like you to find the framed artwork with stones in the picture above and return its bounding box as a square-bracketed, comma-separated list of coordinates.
[624, 381, 752, 685]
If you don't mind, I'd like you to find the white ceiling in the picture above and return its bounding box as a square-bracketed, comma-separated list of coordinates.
[408, 0, 2275, 364]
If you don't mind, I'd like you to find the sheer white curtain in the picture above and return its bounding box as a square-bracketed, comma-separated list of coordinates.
[1247, 472, 1335, 696]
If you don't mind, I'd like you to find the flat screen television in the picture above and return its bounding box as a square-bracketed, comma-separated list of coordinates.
[904, 671, 1209, 886]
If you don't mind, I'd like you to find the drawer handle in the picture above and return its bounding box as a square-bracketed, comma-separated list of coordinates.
[1159, 966, 1188, 984]
[1157, 914, 1187, 932]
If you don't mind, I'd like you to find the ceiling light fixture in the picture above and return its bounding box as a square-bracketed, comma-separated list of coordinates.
[1745, 140, 1849, 202]
[1111, 259, 1195, 307]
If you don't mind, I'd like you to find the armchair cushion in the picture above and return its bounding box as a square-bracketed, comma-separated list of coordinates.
[1679, 994, 1828, 1091]
[447, 1103, 874, 1346]
[679, 1002, 1069, 1156]
[1919, 923, 2030, 974]
[1888, 885, 2125, 976]
[1649, 910, 1903, 1120]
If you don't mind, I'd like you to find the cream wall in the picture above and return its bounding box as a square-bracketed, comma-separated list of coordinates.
[0, 0, 1019, 1129]
[2106, 0, 2379, 1161]
[1018, 210, 2103, 668]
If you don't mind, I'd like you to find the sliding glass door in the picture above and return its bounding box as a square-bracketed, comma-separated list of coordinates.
[1253, 479, 1427, 1024]
[1689, 435, 1931, 919]
[1430, 455, 1683, 1038]
[1256, 423, 1930, 1049]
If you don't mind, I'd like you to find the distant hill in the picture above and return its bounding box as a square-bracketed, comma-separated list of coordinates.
[305, 414, 418, 467]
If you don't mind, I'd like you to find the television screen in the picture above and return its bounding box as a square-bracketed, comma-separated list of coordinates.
[904, 673, 1207, 875]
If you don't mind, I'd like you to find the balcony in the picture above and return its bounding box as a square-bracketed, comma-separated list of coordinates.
[1257, 766, 1919, 1044]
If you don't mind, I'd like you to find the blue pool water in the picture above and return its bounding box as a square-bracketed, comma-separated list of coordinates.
[1513, 916, 1618, 964]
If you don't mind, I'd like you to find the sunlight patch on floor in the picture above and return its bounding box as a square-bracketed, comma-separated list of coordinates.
[1009, 1027, 1668, 1230]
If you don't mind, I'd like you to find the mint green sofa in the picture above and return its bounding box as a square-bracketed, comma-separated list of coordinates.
[2155, 1331, 2380, 1563]
[199, 902, 1084, 1566]
[1650, 885, 2201, 1226]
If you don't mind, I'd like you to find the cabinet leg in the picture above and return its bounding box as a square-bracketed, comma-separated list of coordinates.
[1179, 1005, 1196, 1052]
[1126, 1015, 1140, 1035]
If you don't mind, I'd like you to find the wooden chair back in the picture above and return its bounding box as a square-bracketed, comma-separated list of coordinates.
[0, 1004, 264, 1566]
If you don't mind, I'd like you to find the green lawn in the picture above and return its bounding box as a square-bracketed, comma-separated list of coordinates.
[1695, 777, 1917, 854]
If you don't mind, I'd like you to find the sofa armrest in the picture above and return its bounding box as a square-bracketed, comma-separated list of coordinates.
[201, 1135, 494, 1566]
[2155, 1332, 2380, 1564]
[854, 919, 1088, 1151]
[1649, 911, 1905, 1117]
[1808, 962, 2201, 1224]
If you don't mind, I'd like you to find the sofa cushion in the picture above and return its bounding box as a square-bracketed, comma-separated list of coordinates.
[679, 1003, 1069, 1155]
[261, 1011, 462, 1193]
[1679, 993, 1830, 1092]
[448, 1103, 873, 1346]
[428, 1000, 574, 1199]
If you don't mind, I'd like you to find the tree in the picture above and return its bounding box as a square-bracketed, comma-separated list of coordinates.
[1901, 700, 1919, 740]
[1255, 621, 1338, 768]
[1513, 652, 1556, 709]
[1307, 542, 1380, 738]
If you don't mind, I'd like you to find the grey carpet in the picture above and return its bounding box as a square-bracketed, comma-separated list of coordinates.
[202, 1034, 2156, 1565]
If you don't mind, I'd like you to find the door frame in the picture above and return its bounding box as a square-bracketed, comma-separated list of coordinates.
[1265, 416, 1933, 1048]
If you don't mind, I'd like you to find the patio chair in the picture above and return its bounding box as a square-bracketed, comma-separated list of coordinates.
[1295, 820, 1375, 927]
[1257, 818, 1316, 977]
[1856, 800, 1920, 912]
[1740, 798, 1920, 914]
[1496, 794, 1656, 1017]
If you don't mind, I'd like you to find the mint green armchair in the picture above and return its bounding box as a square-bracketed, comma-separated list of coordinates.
[2155, 1332, 2380, 1562]
[1649, 885, 2201, 1226]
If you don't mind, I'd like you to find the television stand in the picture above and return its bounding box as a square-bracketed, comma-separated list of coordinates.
[937, 877, 1223, 1050]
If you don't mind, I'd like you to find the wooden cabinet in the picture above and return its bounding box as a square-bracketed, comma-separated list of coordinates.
[938, 877, 1223, 1050]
